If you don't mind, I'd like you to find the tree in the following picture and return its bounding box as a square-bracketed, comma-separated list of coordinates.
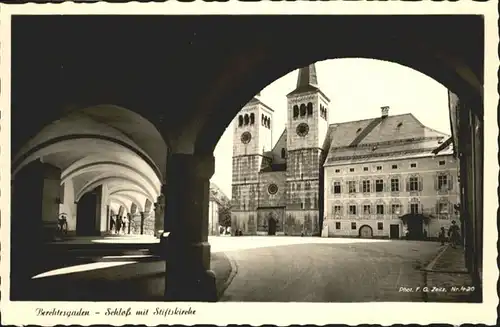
[218, 202, 232, 227]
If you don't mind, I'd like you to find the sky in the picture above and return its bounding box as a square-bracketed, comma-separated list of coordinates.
[210, 58, 451, 197]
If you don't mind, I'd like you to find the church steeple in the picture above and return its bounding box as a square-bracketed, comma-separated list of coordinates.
[296, 64, 318, 89]
[286, 63, 329, 101]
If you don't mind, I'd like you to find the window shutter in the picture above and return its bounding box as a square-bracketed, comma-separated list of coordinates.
[406, 177, 410, 192]
[345, 181, 349, 193]
[418, 176, 423, 191]
[331, 184, 334, 194]
[383, 179, 387, 192]
[359, 180, 363, 192]
[434, 174, 439, 190]
[448, 174, 454, 190]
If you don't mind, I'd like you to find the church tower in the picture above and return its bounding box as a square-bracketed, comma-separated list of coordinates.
[285, 63, 330, 236]
[231, 93, 274, 234]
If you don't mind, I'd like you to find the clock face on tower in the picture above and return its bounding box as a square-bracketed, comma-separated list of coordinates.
[241, 131, 252, 144]
[296, 123, 309, 137]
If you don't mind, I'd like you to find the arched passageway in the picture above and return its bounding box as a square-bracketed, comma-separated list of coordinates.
[9, 103, 168, 297]
[10, 15, 484, 302]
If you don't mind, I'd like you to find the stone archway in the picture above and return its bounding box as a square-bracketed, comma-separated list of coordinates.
[9, 15, 484, 302]
[192, 16, 482, 155]
[359, 225, 374, 239]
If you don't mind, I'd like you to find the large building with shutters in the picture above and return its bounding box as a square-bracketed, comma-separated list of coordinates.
[230, 63, 460, 238]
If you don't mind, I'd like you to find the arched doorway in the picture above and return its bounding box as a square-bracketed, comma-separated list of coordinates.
[76, 186, 102, 237]
[407, 217, 424, 240]
[359, 225, 373, 238]
[268, 216, 277, 236]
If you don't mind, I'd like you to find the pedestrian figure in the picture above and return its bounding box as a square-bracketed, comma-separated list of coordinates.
[116, 216, 122, 234]
[448, 220, 460, 248]
[438, 227, 446, 246]
[122, 216, 127, 234]
[110, 216, 115, 234]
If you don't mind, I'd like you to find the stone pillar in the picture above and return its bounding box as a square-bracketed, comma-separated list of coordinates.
[163, 153, 217, 302]
[154, 193, 165, 235]
[10, 160, 61, 299]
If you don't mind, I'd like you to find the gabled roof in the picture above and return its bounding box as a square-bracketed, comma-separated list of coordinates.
[246, 93, 274, 112]
[324, 113, 450, 166]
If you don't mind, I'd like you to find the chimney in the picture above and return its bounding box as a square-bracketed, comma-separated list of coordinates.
[381, 106, 390, 118]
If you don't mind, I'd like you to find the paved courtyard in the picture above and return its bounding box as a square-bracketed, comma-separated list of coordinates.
[19, 235, 469, 302]
[216, 236, 446, 302]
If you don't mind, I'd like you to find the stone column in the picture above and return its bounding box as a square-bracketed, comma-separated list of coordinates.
[163, 153, 217, 302]
[154, 193, 165, 235]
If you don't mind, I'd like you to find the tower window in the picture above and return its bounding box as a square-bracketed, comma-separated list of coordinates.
[300, 104, 306, 116]
[244, 114, 249, 125]
[293, 105, 299, 118]
[250, 113, 255, 125]
[439, 160, 445, 166]
[281, 148, 286, 159]
[307, 102, 313, 115]
[238, 115, 243, 127]
[261, 114, 265, 125]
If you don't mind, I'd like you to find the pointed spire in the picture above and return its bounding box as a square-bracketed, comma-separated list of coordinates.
[296, 64, 318, 89]
[287, 63, 329, 101]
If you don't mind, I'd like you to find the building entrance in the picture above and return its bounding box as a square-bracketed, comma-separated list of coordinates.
[268, 217, 277, 236]
[390, 224, 400, 239]
[359, 225, 373, 238]
[407, 217, 424, 240]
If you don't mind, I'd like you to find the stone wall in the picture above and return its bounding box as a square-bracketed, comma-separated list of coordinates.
[258, 171, 287, 207]
[142, 211, 155, 235]
[257, 207, 285, 234]
[231, 211, 258, 235]
[284, 210, 320, 236]
[286, 148, 322, 180]
[232, 155, 263, 184]
[129, 213, 142, 234]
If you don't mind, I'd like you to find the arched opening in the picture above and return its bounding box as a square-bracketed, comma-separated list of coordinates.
[307, 102, 313, 116]
[359, 225, 373, 238]
[293, 105, 299, 118]
[250, 113, 255, 124]
[238, 115, 243, 127]
[11, 15, 485, 303]
[267, 216, 277, 236]
[299, 104, 306, 116]
[244, 114, 250, 125]
[11, 104, 167, 244]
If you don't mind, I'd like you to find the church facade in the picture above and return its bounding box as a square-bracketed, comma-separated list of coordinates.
[230, 63, 459, 238]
